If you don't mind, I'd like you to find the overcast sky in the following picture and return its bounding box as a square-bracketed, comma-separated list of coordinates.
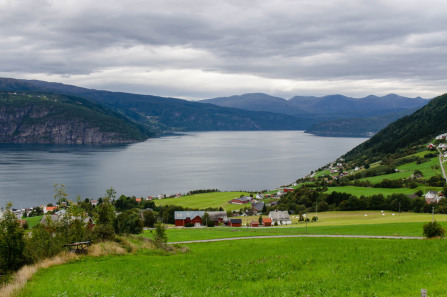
[1, 0, 446, 100]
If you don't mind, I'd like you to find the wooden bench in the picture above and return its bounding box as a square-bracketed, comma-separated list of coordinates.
[65, 241, 91, 254]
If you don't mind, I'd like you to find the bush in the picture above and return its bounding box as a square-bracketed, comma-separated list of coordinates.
[115, 209, 144, 235]
[423, 221, 445, 238]
[184, 222, 194, 227]
[312, 216, 318, 222]
[153, 222, 168, 248]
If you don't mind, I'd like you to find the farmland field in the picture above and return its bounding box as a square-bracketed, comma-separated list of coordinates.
[24, 215, 43, 229]
[153, 192, 250, 211]
[142, 211, 447, 242]
[19, 237, 447, 296]
[325, 185, 442, 196]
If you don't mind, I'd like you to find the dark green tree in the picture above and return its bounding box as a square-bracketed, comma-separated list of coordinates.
[0, 203, 26, 272]
[143, 210, 156, 228]
[423, 221, 445, 238]
[115, 209, 143, 235]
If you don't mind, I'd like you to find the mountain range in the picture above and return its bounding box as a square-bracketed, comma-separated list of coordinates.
[0, 77, 432, 143]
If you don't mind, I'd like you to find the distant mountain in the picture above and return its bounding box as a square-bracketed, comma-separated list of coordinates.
[201, 93, 429, 136]
[306, 108, 421, 137]
[203, 93, 428, 117]
[343, 93, 447, 162]
[0, 92, 150, 144]
[0, 78, 313, 132]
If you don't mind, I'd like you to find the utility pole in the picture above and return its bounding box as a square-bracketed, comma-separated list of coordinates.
[315, 202, 318, 220]
[399, 201, 401, 214]
[432, 206, 435, 223]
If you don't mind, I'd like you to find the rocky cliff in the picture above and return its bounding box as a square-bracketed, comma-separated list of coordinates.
[0, 92, 150, 144]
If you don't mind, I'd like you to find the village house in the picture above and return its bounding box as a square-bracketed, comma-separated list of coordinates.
[251, 202, 265, 213]
[255, 193, 264, 199]
[90, 200, 98, 207]
[438, 143, 447, 150]
[262, 218, 272, 226]
[436, 133, 447, 140]
[425, 191, 444, 204]
[427, 143, 436, 150]
[269, 210, 292, 225]
[207, 211, 228, 225]
[43, 205, 58, 214]
[229, 196, 252, 204]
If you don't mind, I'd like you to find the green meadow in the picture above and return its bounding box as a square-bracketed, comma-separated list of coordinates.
[144, 211, 447, 242]
[325, 185, 442, 196]
[24, 215, 43, 229]
[19, 237, 447, 296]
[154, 191, 250, 211]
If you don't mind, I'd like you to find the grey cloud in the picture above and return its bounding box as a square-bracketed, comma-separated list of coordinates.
[1, 0, 447, 97]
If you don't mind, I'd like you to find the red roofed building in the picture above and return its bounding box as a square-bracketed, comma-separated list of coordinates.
[250, 221, 259, 227]
[262, 218, 272, 226]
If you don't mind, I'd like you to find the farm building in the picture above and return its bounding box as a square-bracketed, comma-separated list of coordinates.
[251, 202, 265, 213]
[174, 211, 205, 226]
[250, 221, 259, 227]
[269, 210, 292, 225]
[262, 218, 272, 226]
[229, 196, 252, 204]
[207, 211, 228, 225]
[229, 218, 242, 227]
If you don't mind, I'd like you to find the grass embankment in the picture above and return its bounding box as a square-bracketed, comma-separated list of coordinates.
[154, 192, 250, 211]
[325, 185, 442, 196]
[18, 237, 447, 296]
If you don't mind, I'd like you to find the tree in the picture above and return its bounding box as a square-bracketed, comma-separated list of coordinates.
[202, 212, 210, 227]
[423, 221, 445, 238]
[54, 184, 68, 205]
[115, 209, 143, 235]
[105, 187, 117, 200]
[143, 210, 156, 228]
[258, 215, 263, 225]
[0, 203, 26, 272]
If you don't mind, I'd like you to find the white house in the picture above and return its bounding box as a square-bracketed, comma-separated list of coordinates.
[425, 191, 443, 204]
[269, 210, 292, 225]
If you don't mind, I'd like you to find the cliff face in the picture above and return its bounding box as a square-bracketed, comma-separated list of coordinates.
[0, 93, 150, 144]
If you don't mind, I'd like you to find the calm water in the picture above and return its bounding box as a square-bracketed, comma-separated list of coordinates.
[0, 131, 367, 208]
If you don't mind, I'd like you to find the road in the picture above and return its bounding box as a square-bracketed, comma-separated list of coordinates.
[168, 234, 425, 244]
[437, 147, 447, 182]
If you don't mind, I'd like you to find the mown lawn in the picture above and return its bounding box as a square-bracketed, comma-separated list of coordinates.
[153, 191, 250, 211]
[19, 237, 447, 296]
[24, 215, 43, 229]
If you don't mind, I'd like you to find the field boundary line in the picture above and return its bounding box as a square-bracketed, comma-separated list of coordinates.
[168, 234, 425, 244]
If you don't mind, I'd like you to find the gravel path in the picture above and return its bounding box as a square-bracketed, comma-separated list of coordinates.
[168, 234, 425, 244]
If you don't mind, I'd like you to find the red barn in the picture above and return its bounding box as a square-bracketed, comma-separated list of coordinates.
[250, 221, 259, 227]
[174, 211, 205, 226]
[229, 218, 242, 227]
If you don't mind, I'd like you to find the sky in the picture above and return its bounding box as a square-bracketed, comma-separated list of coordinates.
[1, 0, 447, 100]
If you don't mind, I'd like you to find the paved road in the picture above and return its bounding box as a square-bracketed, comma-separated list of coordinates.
[437, 147, 447, 182]
[168, 234, 425, 244]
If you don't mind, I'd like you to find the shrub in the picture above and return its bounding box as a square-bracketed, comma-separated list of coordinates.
[153, 222, 168, 248]
[423, 221, 445, 238]
[311, 216, 318, 222]
[184, 222, 194, 227]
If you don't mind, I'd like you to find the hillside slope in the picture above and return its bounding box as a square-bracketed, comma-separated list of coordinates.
[0, 78, 313, 132]
[343, 93, 447, 161]
[0, 92, 150, 144]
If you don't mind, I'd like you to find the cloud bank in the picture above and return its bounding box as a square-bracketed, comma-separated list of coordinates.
[1, 0, 446, 99]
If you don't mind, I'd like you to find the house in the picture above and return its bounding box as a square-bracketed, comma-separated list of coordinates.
[250, 221, 259, 227]
[262, 218, 272, 226]
[207, 211, 228, 225]
[136, 198, 142, 203]
[229, 196, 252, 204]
[174, 211, 205, 226]
[427, 143, 436, 150]
[43, 205, 58, 214]
[90, 200, 98, 207]
[283, 187, 294, 193]
[251, 202, 265, 213]
[269, 210, 292, 225]
[229, 218, 242, 227]
[425, 191, 443, 204]
[438, 143, 447, 150]
[255, 193, 264, 199]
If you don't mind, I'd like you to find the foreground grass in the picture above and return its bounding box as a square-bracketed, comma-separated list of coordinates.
[154, 191, 250, 211]
[19, 237, 447, 296]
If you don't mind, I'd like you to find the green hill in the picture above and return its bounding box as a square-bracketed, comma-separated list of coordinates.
[0, 92, 151, 144]
[344, 93, 447, 162]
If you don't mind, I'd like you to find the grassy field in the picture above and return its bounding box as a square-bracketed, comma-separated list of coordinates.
[19, 237, 447, 296]
[24, 215, 43, 229]
[325, 185, 442, 196]
[141, 211, 447, 242]
[153, 192, 250, 211]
